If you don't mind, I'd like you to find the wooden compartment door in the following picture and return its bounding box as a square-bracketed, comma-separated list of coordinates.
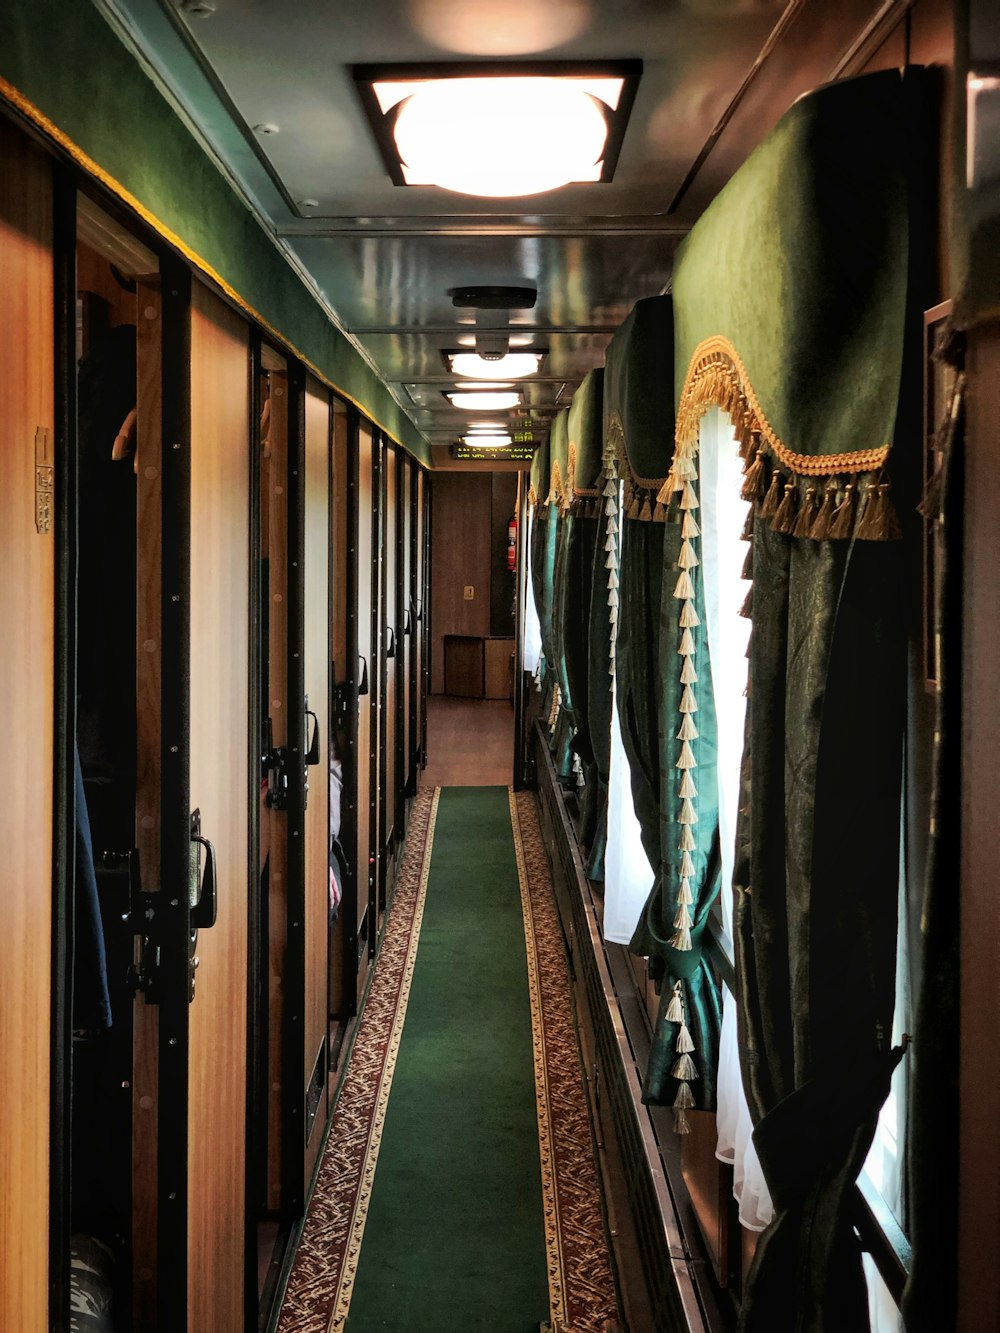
[382, 444, 398, 900]
[186, 280, 251, 1329]
[354, 421, 376, 991]
[302, 377, 331, 1185]
[0, 115, 54, 1333]
[401, 458, 414, 801]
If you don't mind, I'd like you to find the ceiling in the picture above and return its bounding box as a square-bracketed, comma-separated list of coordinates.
[101, 0, 913, 467]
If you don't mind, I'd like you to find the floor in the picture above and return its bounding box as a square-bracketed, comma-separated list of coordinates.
[420, 694, 514, 787]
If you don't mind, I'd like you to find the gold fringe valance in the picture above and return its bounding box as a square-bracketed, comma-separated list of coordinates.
[662, 337, 901, 541]
[603, 410, 669, 522]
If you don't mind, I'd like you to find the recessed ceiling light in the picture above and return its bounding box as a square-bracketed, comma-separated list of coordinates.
[253, 123, 280, 136]
[446, 350, 545, 380]
[445, 390, 521, 411]
[354, 62, 641, 198]
[298, 198, 320, 210]
[462, 433, 511, 447]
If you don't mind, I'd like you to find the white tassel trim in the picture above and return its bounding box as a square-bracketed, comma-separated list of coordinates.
[665, 984, 684, 1024]
[678, 539, 699, 570]
[608, 606, 618, 624]
[678, 770, 697, 798]
[608, 570, 619, 590]
[676, 1023, 696, 1054]
[676, 739, 697, 768]
[679, 684, 698, 714]
[677, 877, 694, 905]
[678, 797, 698, 825]
[673, 1081, 695, 1110]
[673, 903, 692, 930]
[674, 1108, 691, 1134]
[681, 511, 701, 539]
[604, 532, 617, 551]
[678, 627, 696, 656]
[679, 851, 695, 878]
[680, 657, 698, 685]
[679, 826, 696, 852]
[605, 551, 617, 569]
[673, 570, 695, 601]
[677, 715, 699, 742]
[680, 482, 700, 512]
[679, 602, 701, 628]
[672, 1053, 699, 1082]
[608, 589, 619, 607]
[603, 478, 617, 497]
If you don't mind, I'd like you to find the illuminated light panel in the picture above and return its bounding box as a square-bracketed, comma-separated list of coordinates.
[447, 351, 544, 380]
[446, 390, 521, 411]
[355, 63, 641, 197]
[454, 381, 515, 391]
[391, 78, 608, 196]
[462, 433, 511, 447]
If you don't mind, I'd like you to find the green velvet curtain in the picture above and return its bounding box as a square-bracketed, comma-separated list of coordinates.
[528, 432, 554, 696]
[663, 69, 921, 1331]
[562, 371, 605, 854]
[547, 411, 575, 778]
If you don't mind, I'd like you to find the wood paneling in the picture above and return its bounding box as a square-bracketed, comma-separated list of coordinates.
[329, 408, 348, 1012]
[0, 115, 54, 1333]
[429, 472, 492, 693]
[416, 471, 425, 763]
[132, 275, 162, 1329]
[303, 378, 330, 1178]
[355, 425, 374, 993]
[484, 638, 514, 701]
[401, 461, 412, 786]
[384, 448, 397, 847]
[266, 369, 289, 1210]
[187, 282, 250, 1331]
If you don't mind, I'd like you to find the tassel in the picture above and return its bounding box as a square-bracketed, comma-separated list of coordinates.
[669, 926, 693, 951]
[608, 605, 618, 625]
[680, 657, 698, 685]
[676, 739, 697, 769]
[677, 878, 694, 906]
[672, 1053, 699, 1082]
[739, 585, 753, 619]
[657, 477, 677, 506]
[856, 481, 903, 541]
[678, 797, 698, 825]
[681, 510, 701, 539]
[741, 544, 754, 581]
[673, 903, 693, 930]
[809, 481, 839, 540]
[608, 589, 619, 607]
[605, 498, 617, 517]
[673, 570, 695, 600]
[740, 452, 765, 502]
[673, 1107, 691, 1135]
[677, 715, 699, 742]
[676, 1024, 695, 1054]
[653, 501, 669, 522]
[792, 486, 820, 539]
[627, 493, 641, 519]
[680, 482, 699, 512]
[607, 515, 618, 535]
[603, 477, 617, 497]
[759, 468, 783, 520]
[741, 507, 755, 542]
[679, 826, 696, 852]
[679, 602, 701, 629]
[665, 983, 684, 1023]
[673, 1082, 696, 1112]
[679, 684, 698, 714]
[675, 453, 698, 481]
[679, 851, 695, 878]
[608, 570, 619, 590]
[678, 770, 697, 798]
[829, 482, 857, 539]
[678, 627, 696, 656]
[678, 539, 699, 570]
[605, 552, 617, 569]
[772, 481, 799, 534]
[639, 494, 653, 521]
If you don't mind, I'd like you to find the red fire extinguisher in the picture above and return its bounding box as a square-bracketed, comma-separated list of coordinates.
[507, 513, 517, 572]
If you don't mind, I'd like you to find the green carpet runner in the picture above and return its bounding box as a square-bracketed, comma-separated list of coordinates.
[345, 786, 550, 1331]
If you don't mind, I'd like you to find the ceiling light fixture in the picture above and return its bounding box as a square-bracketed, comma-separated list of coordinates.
[462, 433, 512, 447]
[354, 62, 641, 198]
[446, 350, 545, 380]
[445, 390, 521, 411]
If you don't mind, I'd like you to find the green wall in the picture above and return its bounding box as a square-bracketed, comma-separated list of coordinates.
[0, 0, 429, 463]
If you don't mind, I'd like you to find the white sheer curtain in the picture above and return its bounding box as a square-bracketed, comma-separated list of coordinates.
[698, 408, 774, 1231]
[603, 487, 656, 946]
[522, 505, 543, 674]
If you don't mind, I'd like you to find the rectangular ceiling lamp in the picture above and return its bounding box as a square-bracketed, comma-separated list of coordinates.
[353, 61, 642, 197]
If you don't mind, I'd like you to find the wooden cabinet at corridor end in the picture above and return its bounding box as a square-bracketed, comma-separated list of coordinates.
[0, 110, 428, 1333]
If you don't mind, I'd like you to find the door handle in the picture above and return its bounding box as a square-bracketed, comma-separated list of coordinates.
[191, 832, 217, 929]
[305, 708, 321, 765]
[386, 625, 396, 659]
[403, 608, 412, 635]
[358, 655, 369, 696]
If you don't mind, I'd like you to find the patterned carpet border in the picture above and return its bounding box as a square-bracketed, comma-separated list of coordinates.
[509, 789, 620, 1333]
[277, 787, 440, 1333]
